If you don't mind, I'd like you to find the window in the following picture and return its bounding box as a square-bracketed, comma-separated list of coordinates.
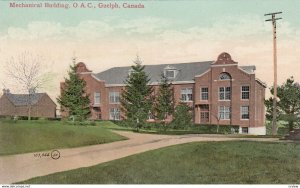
[200, 104, 209, 111]
[109, 108, 120, 120]
[219, 72, 231, 80]
[165, 70, 175, 78]
[109, 92, 120, 103]
[181, 88, 193, 101]
[219, 87, 231, 100]
[241, 106, 249, 119]
[200, 112, 209, 123]
[164, 66, 177, 79]
[242, 127, 248, 134]
[219, 106, 231, 120]
[94, 92, 100, 104]
[241, 86, 250, 99]
[201, 87, 209, 100]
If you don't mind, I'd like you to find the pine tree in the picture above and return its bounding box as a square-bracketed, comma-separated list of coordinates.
[121, 56, 153, 131]
[155, 73, 174, 130]
[171, 102, 193, 129]
[265, 77, 300, 132]
[57, 62, 90, 122]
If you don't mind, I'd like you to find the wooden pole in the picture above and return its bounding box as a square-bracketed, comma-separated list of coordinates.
[272, 15, 278, 135]
[265, 12, 282, 135]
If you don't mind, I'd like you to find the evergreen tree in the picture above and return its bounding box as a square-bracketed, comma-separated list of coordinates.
[121, 56, 153, 131]
[171, 102, 193, 129]
[265, 77, 300, 132]
[155, 73, 174, 129]
[57, 62, 90, 122]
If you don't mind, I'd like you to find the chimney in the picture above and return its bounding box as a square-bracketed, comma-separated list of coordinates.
[29, 88, 36, 94]
[2, 89, 10, 94]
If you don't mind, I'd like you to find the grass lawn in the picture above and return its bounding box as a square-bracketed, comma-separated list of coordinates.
[0, 120, 126, 156]
[20, 141, 300, 184]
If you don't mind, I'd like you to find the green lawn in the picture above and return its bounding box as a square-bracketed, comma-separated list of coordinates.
[20, 141, 300, 184]
[0, 120, 126, 156]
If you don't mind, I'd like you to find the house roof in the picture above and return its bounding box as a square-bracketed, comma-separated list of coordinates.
[94, 61, 256, 85]
[5, 93, 46, 106]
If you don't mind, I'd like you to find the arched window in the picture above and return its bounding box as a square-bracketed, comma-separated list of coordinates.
[219, 72, 231, 80]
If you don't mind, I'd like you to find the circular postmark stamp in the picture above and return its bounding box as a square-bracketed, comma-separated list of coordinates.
[51, 150, 60, 160]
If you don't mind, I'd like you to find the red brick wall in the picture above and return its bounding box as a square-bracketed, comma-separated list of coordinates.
[61, 59, 266, 129]
[0, 95, 16, 116]
[194, 64, 265, 128]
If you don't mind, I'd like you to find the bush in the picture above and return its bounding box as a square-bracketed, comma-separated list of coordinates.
[113, 120, 131, 127]
[193, 124, 239, 134]
[171, 103, 193, 129]
[277, 127, 289, 135]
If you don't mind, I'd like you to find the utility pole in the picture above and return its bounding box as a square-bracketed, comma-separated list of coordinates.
[264, 12, 282, 135]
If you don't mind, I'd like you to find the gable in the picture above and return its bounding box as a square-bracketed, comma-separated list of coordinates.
[38, 94, 57, 107]
[212, 52, 238, 65]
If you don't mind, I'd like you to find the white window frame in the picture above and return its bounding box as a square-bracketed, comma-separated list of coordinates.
[200, 87, 209, 101]
[241, 86, 250, 100]
[219, 86, 231, 100]
[241, 106, 250, 120]
[109, 108, 120, 120]
[94, 92, 101, 104]
[109, 92, 120, 104]
[219, 106, 231, 120]
[165, 70, 176, 79]
[181, 88, 193, 102]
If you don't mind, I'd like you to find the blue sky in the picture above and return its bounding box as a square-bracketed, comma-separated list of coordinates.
[0, 0, 299, 32]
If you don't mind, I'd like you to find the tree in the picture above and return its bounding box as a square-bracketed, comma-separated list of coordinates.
[57, 62, 90, 122]
[171, 102, 193, 129]
[155, 73, 174, 130]
[121, 56, 153, 131]
[5, 52, 51, 120]
[211, 113, 222, 133]
[265, 77, 300, 132]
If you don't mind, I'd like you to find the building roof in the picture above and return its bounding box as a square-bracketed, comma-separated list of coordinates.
[94, 61, 256, 85]
[5, 93, 46, 106]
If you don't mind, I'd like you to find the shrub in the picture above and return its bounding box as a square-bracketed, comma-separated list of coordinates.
[171, 103, 193, 129]
[193, 124, 239, 134]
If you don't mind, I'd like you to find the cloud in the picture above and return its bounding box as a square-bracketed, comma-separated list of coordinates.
[0, 15, 299, 98]
[1, 17, 172, 41]
[7, 22, 63, 40]
[116, 17, 172, 34]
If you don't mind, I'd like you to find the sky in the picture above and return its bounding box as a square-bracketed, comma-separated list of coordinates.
[0, 0, 299, 100]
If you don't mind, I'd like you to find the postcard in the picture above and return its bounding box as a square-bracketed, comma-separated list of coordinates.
[0, 0, 299, 186]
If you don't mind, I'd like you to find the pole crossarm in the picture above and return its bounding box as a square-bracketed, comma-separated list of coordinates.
[264, 12, 282, 16]
[265, 18, 282, 22]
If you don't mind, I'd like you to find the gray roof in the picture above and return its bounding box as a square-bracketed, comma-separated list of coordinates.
[94, 61, 256, 85]
[5, 93, 46, 106]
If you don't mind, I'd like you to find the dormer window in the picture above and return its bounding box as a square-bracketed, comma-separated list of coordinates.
[164, 65, 177, 79]
[165, 70, 175, 78]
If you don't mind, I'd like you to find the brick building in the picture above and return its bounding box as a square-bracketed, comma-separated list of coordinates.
[61, 52, 266, 134]
[0, 90, 57, 118]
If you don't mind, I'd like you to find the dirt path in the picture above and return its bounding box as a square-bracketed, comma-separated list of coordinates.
[0, 131, 279, 184]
